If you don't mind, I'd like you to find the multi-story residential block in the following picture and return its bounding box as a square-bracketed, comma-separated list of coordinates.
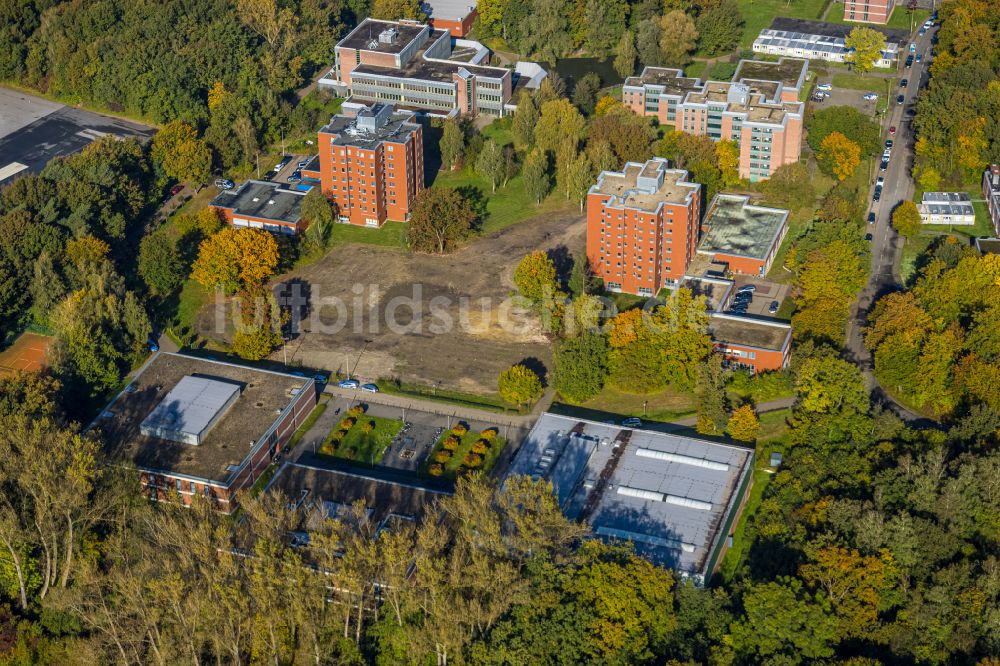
[753, 18, 903, 68]
[209, 180, 309, 234]
[320, 18, 545, 118]
[300, 103, 424, 227]
[95, 353, 318, 514]
[984, 165, 1000, 235]
[586, 158, 701, 296]
[844, 0, 895, 25]
[697, 194, 789, 277]
[622, 59, 807, 181]
[918, 192, 976, 226]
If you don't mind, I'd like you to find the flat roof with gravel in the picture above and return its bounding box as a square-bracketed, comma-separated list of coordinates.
[210, 180, 306, 224]
[733, 58, 808, 93]
[709, 314, 792, 351]
[502, 413, 753, 582]
[98, 353, 312, 483]
[699, 194, 788, 261]
[591, 159, 700, 213]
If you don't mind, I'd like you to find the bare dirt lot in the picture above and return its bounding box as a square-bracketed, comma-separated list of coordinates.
[198, 210, 586, 394]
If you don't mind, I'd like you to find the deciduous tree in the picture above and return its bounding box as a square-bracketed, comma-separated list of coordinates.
[406, 187, 475, 254]
[726, 404, 760, 442]
[150, 121, 212, 185]
[191, 227, 279, 294]
[514, 250, 558, 303]
[475, 139, 506, 192]
[659, 10, 699, 66]
[891, 200, 922, 243]
[535, 99, 586, 154]
[554, 331, 608, 403]
[613, 30, 637, 78]
[523, 149, 551, 204]
[498, 363, 543, 407]
[817, 132, 861, 181]
[440, 119, 465, 170]
[697, 0, 743, 56]
[845, 27, 887, 74]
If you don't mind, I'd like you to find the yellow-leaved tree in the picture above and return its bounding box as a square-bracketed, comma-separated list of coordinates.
[817, 132, 861, 181]
[191, 227, 279, 295]
[726, 404, 760, 442]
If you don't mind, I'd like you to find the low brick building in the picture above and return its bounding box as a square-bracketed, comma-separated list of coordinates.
[209, 180, 308, 234]
[95, 353, 318, 513]
[423, 0, 478, 36]
[709, 314, 792, 374]
[622, 59, 806, 181]
[844, 0, 895, 25]
[586, 158, 702, 296]
[312, 103, 424, 227]
[697, 194, 789, 277]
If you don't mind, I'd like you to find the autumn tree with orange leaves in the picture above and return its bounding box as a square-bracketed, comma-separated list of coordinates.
[817, 132, 861, 181]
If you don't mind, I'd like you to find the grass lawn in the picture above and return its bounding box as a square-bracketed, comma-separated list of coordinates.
[424, 426, 506, 480]
[169, 279, 209, 344]
[553, 384, 697, 423]
[329, 220, 408, 249]
[823, 7, 929, 31]
[728, 371, 795, 405]
[735, 0, 828, 48]
[319, 413, 404, 465]
[685, 61, 709, 80]
[377, 379, 526, 414]
[831, 72, 894, 93]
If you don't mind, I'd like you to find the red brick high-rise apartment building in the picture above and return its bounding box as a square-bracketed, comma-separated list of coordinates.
[302, 104, 424, 227]
[586, 159, 701, 296]
[844, 0, 896, 24]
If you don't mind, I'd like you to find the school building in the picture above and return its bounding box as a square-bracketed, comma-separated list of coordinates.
[622, 58, 807, 181]
[94, 353, 318, 514]
[586, 158, 702, 296]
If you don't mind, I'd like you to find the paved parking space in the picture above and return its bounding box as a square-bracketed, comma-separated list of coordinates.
[0, 88, 154, 185]
[723, 278, 790, 318]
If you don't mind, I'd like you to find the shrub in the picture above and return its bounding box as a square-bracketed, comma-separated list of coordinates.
[452, 424, 468, 436]
[472, 442, 488, 455]
[348, 405, 365, 417]
[429, 464, 444, 476]
[347, 446, 358, 457]
[442, 435, 460, 450]
[463, 453, 482, 467]
[479, 428, 498, 440]
[336, 429, 349, 439]
[340, 417, 356, 429]
[361, 420, 375, 433]
[434, 450, 452, 463]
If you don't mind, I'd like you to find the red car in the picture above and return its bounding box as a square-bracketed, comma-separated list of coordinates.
[889, 126, 897, 135]
[169, 184, 185, 196]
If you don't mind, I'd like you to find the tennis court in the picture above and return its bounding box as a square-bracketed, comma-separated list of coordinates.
[0, 332, 53, 376]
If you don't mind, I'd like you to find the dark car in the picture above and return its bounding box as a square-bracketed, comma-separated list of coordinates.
[880, 160, 889, 172]
[897, 94, 905, 105]
[905, 55, 914, 67]
[865, 233, 873, 242]
[873, 188, 882, 202]
[900, 78, 908, 88]
[885, 139, 894, 149]
[868, 212, 876, 225]
[768, 300, 779, 314]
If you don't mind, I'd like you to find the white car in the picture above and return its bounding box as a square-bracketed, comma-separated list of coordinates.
[876, 176, 885, 186]
[816, 83, 832, 92]
[863, 93, 878, 101]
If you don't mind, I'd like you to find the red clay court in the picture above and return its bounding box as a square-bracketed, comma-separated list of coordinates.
[0, 332, 53, 377]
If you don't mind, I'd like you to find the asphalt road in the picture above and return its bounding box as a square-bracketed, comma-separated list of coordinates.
[0, 87, 154, 185]
[843, 23, 937, 424]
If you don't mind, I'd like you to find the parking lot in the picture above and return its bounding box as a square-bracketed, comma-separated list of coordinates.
[722, 277, 791, 319]
[0, 87, 154, 185]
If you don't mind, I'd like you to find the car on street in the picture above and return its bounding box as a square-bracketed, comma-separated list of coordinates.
[313, 373, 328, 384]
[880, 160, 889, 172]
[897, 94, 905, 105]
[916, 53, 922, 63]
[889, 126, 896, 135]
[768, 301, 779, 314]
[862, 92, 878, 101]
[215, 178, 235, 189]
[360, 383, 379, 393]
[882, 149, 892, 160]
[919, 26, 926, 35]
[337, 379, 360, 389]
[273, 157, 291, 172]
[816, 83, 832, 91]
[900, 79, 908, 88]
[909, 42, 916, 53]
[868, 212, 877, 225]
[873, 189, 881, 202]
[876, 176, 885, 185]
[147, 337, 159, 352]
[865, 233, 873, 242]
[622, 417, 642, 428]
[905, 55, 914, 67]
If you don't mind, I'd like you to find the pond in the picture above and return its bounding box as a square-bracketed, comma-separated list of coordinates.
[544, 57, 625, 91]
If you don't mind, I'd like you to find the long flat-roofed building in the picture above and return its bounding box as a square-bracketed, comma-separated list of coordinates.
[918, 192, 976, 226]
[321, 18, 543, 118]
[209, 180, 308, 234]
[95, 353, 318, 513]
[622, 59, 807, 181]
[502, 413, 754, 584]
[709, 313, 792, 373]
[302, 103, 424, 227]
[753, 18, 904, 68]
[587, 158, 702, 295]
[697, 194, 789, 277]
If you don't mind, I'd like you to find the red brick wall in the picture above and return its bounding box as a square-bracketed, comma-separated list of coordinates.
[714, 253, 767, 276]
[430, 10, 477, 37]
[209, 204, 301, 234]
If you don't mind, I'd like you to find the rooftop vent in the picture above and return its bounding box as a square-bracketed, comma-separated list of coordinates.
[635, 448, 729, 471]
[616, 486, 713, 511]
[252, 197, 260, 202]
[378, 27, 398, 44]
[267, 199, 275, 205]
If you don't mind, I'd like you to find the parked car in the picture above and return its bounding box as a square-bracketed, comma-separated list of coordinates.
[863, 92, 878, 101]
[816, 83, 832, 91]
[147, 338, 159, 352]
[915, 53, 922, 63]
[877, 176, 885, 185]
[873, 188, 882, 202]
[883, 148, 892, 159]
[909, 42, 916, 53]
[336, 379, 360, 389]
[360, 383, 379, 393]
[738, 284, 756, 293]
[897, 94, 905, 105]
[889, 125, 896, 135]
[868, 212, 877, 225]
[768, 300, 779, 314]
[312, 373, 328, 384]
[622, 417, 642, 428]
[169, 184, 184, 197]
[905, 55, 914, 67]
[215, 178, 235, 189]
[880, 160, 889, 172]
[900, 78, 908, 88]
[297, 160, 310, 168]
[865, 233, 873, 242]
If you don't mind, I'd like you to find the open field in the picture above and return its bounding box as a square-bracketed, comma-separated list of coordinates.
[0, 332, 53, 377]
[553, 385, 698, 423]
[735, 0, 828, 48]
[197, 208, 586, 394]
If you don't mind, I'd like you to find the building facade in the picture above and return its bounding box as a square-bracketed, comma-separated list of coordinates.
[985, 165, 1000, 235]
[753, 27, 898, 68]
[709, 314, 792, 374]
[303, 103, 424, 227]
[622, 59, 806, 181]
[586, 158, 701, 296]
[918, 192, 976, 226]
[844, 0, 895, 24]
[321, 18, 540, 118]
[424, 0, 479, 36]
